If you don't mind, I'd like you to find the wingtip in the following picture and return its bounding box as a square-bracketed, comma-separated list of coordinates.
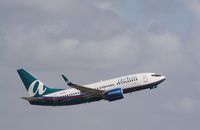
[61, 75, 74, 86]
[17, 68, 27, 74]
[17, 68, 23, 72]
[61, 75, 69, 82]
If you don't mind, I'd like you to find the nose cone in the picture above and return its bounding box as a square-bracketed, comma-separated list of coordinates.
[151, 73, 166, 85]
[160, 76, 166, 82]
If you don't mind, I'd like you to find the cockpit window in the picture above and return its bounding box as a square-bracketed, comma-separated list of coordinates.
[151, 74, 162, 77]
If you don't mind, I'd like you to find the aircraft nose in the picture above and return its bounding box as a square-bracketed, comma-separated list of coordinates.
[160, 76, 166, 82]
[151, 73, 166, 84]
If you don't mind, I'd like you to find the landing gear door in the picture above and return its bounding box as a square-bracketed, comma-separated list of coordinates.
[143, 74, 148, 83]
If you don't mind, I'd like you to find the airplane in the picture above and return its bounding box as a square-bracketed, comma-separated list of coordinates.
[17, 69, 166, 106]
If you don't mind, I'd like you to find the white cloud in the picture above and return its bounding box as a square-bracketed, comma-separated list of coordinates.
[92, 0, 114, 11]
[137, 28, 184, 73]
[91, 0, 121, 15]
[41, 21, 69, 36]
[84, 34, 138, 60]
[37, 39, 79, 58]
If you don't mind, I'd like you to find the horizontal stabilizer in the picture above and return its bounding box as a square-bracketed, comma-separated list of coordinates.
[21, 97, 43, 101]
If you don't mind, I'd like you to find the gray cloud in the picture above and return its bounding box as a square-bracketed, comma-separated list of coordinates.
[138, 0, 182, 17]
[185, 0, 200, 20]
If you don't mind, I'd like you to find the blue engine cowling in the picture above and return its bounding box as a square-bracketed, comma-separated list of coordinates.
[104, 88, 124, 102]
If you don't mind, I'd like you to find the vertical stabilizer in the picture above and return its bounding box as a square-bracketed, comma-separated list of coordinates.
[17, 69, 50, 97]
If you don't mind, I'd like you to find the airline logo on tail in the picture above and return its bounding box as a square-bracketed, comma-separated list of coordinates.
[28, 80, 47, 97]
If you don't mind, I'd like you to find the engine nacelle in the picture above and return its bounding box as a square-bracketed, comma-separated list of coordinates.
[104, 88, 124, 102]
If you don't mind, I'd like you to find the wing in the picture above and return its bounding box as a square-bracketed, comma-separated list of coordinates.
[62, 75, 105, 98]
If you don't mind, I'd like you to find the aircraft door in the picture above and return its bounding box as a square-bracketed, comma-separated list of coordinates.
[143, 74, 148, 83]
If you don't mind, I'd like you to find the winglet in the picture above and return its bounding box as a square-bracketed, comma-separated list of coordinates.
[61, 75, 73, 86]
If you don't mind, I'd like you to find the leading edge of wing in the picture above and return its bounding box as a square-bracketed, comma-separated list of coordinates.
[61, 75, 104, 94]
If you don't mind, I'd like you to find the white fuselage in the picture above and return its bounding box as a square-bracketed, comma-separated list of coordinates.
[45, 73, 166, 97]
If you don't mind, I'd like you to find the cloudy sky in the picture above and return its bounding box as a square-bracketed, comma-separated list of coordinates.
[1, 0, 200, 130]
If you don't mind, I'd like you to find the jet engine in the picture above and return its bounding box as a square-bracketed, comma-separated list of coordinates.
[104, 88, 124, 101]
